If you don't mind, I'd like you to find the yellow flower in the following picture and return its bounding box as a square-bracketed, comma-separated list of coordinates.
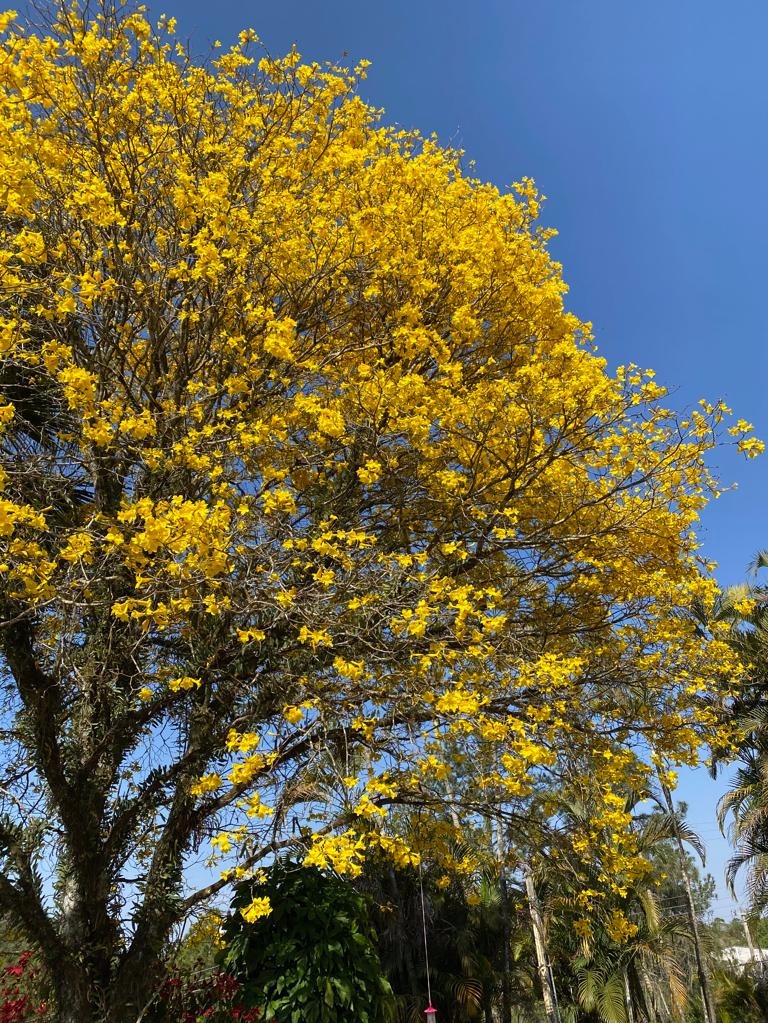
[226, 730, 261, 754]
[313, 567, 335, 586]
[574, 919, 593, 939]
[227, 754, 271, 785]
[240, 896, 272, 924]
[237, 628, 266, 643]
[304, 830, 366, 877]
[262, 488, 297, 515]
[354, 794, 387, 819]
[316, 408, 345, 438]
[59, 531, 95, 564]
[168, 676, 202, 692]
[356, 459, 382, 484]
[190, 773, 222, 796]
[263, 317, 297, 361]
[605, 910, 639, 944]
[334, 657, 365, 681]
[297, 626, 332, 649]
[211, 833, 233, 855]
[282, 704, 304, 725]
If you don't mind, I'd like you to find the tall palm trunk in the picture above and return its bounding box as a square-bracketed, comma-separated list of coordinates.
[522, 863, 561, 1023]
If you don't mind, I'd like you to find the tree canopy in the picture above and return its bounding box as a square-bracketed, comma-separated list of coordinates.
[0, 3, 755, 1020]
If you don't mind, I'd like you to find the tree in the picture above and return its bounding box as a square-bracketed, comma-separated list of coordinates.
[0, 3, 751, 1021]
[708, 914, 768, 953]
[706, 556, 768, 913]
[359, 839, 530, 1023]
[537, 794, 704, 1023]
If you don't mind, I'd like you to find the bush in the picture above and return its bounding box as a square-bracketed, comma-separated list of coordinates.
[0, 952, 48, 1023]
[151, 965, 259, 1023]
[222, 864, 392, 1023]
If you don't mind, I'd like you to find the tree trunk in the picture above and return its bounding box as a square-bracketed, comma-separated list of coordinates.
[742, 914, 758, 968]
[41, 881, 165, 1023]
[49, 954, 163, 1023]
[623, 971, 635, 1023]
[522, 863, 561, 1023]
[52, 968, 99, 1023]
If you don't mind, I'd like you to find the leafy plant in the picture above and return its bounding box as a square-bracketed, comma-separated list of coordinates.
[222, 864, 392, 1023]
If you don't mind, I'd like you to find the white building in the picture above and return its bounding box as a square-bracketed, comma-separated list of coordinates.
[720, 945, 768, 971]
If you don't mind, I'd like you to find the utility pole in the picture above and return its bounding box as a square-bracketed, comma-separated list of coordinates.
[660, 781, 718, 1023]
[522, 862, 562, 1023]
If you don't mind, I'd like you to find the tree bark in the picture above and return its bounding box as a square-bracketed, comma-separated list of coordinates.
[46, 944, 164, 1023]
[623, 971, 635, 1023]
[522, 863, 561, 1023]
[742, 914, 758, 968]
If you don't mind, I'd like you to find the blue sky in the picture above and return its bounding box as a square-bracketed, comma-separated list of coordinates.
[169, 0, 765, 914]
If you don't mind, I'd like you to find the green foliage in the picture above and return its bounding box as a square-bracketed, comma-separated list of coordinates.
[708, 558, 768, 913]
[222, 864, 392, 1023]
[362, 856, 520, 1023]
[705, 913, 768, 955]
[685, 967, 768, 1023]
[714, 968, 767, 1023]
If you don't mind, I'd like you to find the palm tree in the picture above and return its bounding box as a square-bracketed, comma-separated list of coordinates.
[706, 553, 768, 912]
[540, 792, 707, 1023]
[717, 746, 768, 912]
[708, 967, 768, 1023]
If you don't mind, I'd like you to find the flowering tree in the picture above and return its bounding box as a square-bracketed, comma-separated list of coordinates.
[0, 3, 754, 1021]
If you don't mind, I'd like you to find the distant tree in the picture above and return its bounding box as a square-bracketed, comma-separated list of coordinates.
[542, 797, 702, 1023]
[359, 845, 537, 1023]
[168, 909, 225, 976]
[647, 837, 715, 922]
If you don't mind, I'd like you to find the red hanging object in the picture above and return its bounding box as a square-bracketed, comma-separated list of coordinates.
[424, 1007, 437, 1022]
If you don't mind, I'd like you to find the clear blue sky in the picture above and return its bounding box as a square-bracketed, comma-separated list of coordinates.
[65, 0, 768, 912]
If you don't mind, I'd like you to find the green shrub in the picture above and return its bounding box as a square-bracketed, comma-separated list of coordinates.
[222, 863, 392, 1023]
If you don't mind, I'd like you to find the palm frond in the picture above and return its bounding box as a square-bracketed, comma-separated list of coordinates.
[748, 550, 768, 578]
[597, 972, 628, 1023]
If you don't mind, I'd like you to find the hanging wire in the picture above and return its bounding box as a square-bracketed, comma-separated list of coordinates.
[418, 858, 433, 1007]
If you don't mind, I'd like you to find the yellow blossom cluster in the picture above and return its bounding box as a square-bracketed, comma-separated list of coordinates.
[240, 896, 272, 924]
[0, 2, 754, 924]
[303, 830, 367, 877]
